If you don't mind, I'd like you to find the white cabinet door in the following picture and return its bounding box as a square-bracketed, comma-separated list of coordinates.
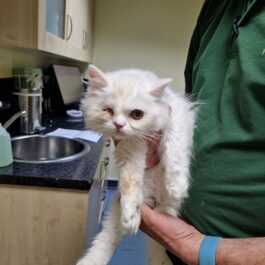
[40, 0, 93, 61]
[65, 0, 92, 61]
[0, 0, 93, 62]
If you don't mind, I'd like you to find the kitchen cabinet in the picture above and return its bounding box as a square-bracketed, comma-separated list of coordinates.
[0, 0, 93, 62]
[0, 137, 111, 265]
[0, 185, 88, 265]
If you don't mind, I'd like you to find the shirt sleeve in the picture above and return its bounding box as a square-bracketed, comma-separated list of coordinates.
[184, 0, 212, 94]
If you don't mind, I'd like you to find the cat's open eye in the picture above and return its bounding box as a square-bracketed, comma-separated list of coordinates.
[103, 107, 114, 116]
[130, 109, 144, 120]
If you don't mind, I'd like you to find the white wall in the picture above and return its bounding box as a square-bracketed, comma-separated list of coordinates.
[92, 0, 203, 91]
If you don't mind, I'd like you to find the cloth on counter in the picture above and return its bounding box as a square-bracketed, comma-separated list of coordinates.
[47, 128, 102, 142]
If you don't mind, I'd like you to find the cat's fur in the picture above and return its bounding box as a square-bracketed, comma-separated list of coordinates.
[76, 65, 196, 265]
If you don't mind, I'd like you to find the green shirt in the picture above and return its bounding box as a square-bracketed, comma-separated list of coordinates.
[183, 0, 265, 239]
[168, 1, 265, 263]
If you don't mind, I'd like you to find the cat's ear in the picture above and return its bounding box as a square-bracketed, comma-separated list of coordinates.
[88, 65, 108, 89]
[150, 78, 172, 98]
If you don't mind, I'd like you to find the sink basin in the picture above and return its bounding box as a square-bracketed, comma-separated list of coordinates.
[12, 135, 90, 163]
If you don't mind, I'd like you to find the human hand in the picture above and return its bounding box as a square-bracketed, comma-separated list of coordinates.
[140, 203, 204, 265]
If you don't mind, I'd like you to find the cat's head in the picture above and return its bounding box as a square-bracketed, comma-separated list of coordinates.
[82, 65, 172, 140]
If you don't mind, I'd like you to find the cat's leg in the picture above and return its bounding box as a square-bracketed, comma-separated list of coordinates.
[148, 237, 173, 265]
[144, 165, 179, 217]
[116, 139, 147, 233]
[161, 127, 192, 211]
[119, 164, 144, 233]
[76, 193, 124, 265]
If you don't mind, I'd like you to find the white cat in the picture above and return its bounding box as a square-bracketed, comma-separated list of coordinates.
[77, 65, 196, 265]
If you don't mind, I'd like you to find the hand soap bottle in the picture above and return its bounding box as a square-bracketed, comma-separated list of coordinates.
[0, 123, 13, 167]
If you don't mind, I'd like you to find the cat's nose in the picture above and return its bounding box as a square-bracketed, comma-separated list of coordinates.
[114, 122, 125, 130]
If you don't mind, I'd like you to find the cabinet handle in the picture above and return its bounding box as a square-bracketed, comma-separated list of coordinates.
[82, 30, 86, 49]
[86, 32, 89, 49]
[100, 190, 106, 201]
[83, 30, 89, 49]
[104, 157, 109, 167]
[66, 14, 73, 40]
[99, 161, 106, 181]
[105, 139, 111, 147]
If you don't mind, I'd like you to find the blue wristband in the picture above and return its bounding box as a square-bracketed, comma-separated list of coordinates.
[199, 236, 222, 265]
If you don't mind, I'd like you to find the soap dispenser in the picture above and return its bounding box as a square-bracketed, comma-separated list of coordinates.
[0, 123, 13, 167]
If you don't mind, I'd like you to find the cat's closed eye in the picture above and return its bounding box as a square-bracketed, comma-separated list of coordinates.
[130, 109, 144, 120]
[103, 107, 114, 116]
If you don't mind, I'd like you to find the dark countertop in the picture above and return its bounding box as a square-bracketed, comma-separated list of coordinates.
[0, 117, 104, 191]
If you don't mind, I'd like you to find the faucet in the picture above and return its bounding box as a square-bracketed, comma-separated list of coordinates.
[3, 110, 27, 130]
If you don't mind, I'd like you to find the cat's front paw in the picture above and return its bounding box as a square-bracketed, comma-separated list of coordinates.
[120, 200, 141, 234]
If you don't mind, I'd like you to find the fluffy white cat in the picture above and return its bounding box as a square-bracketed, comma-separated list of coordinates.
[76, 65, 196, 265]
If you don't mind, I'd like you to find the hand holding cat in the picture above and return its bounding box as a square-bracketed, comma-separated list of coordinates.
[140, 203, 204, 265]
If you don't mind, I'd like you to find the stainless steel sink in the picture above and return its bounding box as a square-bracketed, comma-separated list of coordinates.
[12, 135, 90, 163]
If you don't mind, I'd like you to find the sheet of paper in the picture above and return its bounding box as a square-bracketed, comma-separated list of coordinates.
[47, 128, 102, 143]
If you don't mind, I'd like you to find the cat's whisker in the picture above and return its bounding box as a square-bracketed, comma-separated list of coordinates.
[133, 130, 150, 140]
[134, 129, 161, 144]
[134, 134, 147, 144]
[84, 123, 106, 134]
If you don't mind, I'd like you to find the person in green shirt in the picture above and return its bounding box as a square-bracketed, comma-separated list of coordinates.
[140, 1, 265, 264]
